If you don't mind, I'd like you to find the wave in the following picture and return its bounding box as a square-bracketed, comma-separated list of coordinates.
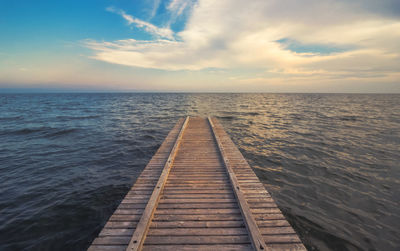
[0, 116, 23, 121]
[55, 115, 101, 120]
[45, 128, 79, 138]
[12, 127, 49, 135]
[217, 115, 235, 120]
[2, 127, 78, 137]
[337, 115, 358, 121]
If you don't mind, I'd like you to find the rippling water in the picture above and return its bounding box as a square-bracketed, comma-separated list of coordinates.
[0, 93, 399, 251]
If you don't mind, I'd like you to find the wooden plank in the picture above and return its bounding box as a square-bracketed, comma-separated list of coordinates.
[257, 220, 291, 227]
[248, 202, 277, 208]
[263, 234, 302, 244]
[164, 185, 232, 189]
[166, 181, 228, 184]
[109, 215, 142, 222]
[154, 208, 241, 215]
[266, 243, 306, 250]
[161, 194, 235, 199]
[144, 235, 251, 245]
[88, 245, 125, 251]
[159, 198, 236, 203]
[157, 202, 238, 209]
[120, 198, 149, 203]
[104, 221, 138, 229]
[113, 209, 144, 215]
[100, 228, 134, 236]
[259, 227, 296, 235]
[162, 189, 233, 194]
[208, 117, 268, 251]
[142, 244, 253, 251]
[93, 236, 131, 245]
[150, 220, 245, 228]
[125, 116, 190, 251]
[152, 214, 243, 221]
[147, 227, 248, 236]
[250, 208, 282, 214]
[253, 214, 287, 221]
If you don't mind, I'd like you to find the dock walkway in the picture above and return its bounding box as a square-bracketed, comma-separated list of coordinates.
[89, 117, 305, 251]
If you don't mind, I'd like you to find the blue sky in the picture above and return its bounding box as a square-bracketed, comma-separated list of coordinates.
[0, 1, 177, 57]
[1, 0, 399, 92]
[0, 1, 184, 42]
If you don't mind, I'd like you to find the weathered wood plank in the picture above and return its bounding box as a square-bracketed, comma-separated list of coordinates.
[266, 243, 306, 250]
[152, 214, 243, 221]
[157, 202, 238, 209]
[154, 208, 241, 215]
[144, 235, 251, 245]
[162, 189, 234, 194]
[109, 215, 142, 222]
[259, 227, 296, 235]
[250, 208, 282, 214]
[264, 234, 302, 244]
[113, 209, 144, 215]
[99, 228, 134, 236]
[88, 245, 126, 251]
[148, 227, 248, 236]
[164, 185, 232, 189]
[93, 236, 131, 245]
[104, 221, 138, 229]
[150, 220, 245, 228]
[142, 244, 253, 251]
[257, 220, 291, 227]
[159, 198, 236, 203]
[161, 194, 235, 199]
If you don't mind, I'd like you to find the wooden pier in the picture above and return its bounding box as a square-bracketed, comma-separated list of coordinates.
[88, 117, 305, 251]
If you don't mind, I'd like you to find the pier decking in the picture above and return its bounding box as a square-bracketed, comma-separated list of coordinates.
[88, 117, 305, 251]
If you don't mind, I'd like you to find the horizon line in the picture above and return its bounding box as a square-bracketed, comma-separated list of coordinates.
[0, 89, 399, 95]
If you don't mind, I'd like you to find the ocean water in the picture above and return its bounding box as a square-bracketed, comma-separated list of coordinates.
[0, 93, 399, 251]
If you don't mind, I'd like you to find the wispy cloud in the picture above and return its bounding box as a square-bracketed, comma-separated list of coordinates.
[149, 0, 161, 19]
[167, 0, 195, 19]
[106, 6, 174, 40]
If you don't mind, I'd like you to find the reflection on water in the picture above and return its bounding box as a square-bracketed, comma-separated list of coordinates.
[0, 93, 399, 250]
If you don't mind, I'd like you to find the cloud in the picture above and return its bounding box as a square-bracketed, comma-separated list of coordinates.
[149, 0, 161, 19]
[167, 0, 195, 18]
[90, 0, 400, 84]
[106, 6, 174, 40]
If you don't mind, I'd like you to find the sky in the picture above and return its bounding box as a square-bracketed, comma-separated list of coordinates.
[0, 0, 400, 92]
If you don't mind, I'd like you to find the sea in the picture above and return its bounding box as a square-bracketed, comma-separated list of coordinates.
[0, 93, 399, 251]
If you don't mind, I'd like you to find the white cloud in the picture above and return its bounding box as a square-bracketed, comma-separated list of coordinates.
[167, 0, 195, 18]
[106, 6, 174, 40]
[91, 0, 400, 84]
[149, 0, 161, 19]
